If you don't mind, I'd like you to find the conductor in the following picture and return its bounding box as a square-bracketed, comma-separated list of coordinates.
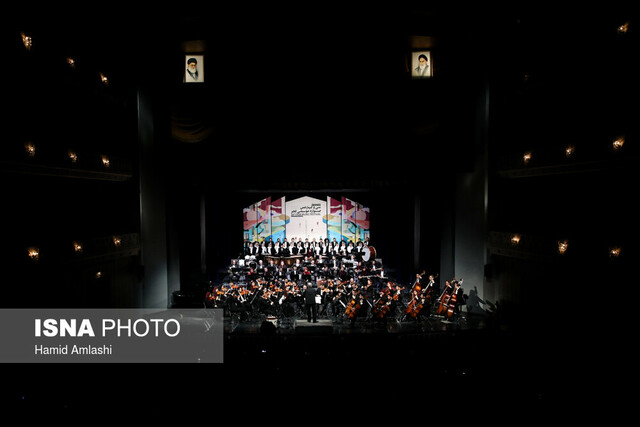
[304, 282, 320, 323]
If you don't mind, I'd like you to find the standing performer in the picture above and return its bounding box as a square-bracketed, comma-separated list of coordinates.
[304, 283, 320, 323]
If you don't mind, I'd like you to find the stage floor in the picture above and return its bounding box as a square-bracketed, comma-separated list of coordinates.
[223, 311, 476, 335]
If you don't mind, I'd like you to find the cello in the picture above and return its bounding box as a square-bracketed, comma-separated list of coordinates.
[345, 291, 361, 319]
[405, 290, 423, 319]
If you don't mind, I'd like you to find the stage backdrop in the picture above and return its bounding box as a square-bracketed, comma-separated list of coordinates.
[243, 195, 370, 243]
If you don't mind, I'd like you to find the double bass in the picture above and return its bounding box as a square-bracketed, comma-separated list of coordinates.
[436, 281, 452, 316]
[412, 270, 426, 293]
[445, 280, 463, 319]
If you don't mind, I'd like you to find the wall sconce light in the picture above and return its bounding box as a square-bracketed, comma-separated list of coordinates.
[21, 32, 32, 51]
[27, 247, 39, 261]
[510, 234, 521, 245]
[565, 145, 575, 158]
[557, 240, 568, 255]
[95, 271, 103, 279]
[617, 21, 630, 34]
[25, 142, 36, 157]
[73, 241, 83, 253]
[523, 152, 532, 165]
[100, 73, 109, 85]
[67, 57, 76, 69]
[68, 150, 78, 163]
[609, 247, 622, 258]
[101, 155, 110, 168]
[613, 136, 625, 151]
[112, 236, 121, 247]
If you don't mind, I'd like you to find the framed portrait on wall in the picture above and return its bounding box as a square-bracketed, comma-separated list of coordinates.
[184, 55, 204, 83]
[411, 50, 432, 79]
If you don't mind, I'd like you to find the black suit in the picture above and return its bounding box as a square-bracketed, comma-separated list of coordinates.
[304, 286, 320, 322]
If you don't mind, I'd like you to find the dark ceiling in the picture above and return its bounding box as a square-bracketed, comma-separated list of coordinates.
[6, 6, 636, 192]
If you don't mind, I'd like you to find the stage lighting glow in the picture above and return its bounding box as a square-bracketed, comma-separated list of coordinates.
[609, 247, 621, 258]
[73, 241, 83, 253]
[101, 155, 110, 167]
[510, 234, 521, 245]
[68, 151, 78, 163]
[523, 152, 531, 164]
[112, 236, 121, 247]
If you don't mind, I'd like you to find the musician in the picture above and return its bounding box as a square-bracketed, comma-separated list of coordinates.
[289, 265, 301, 282]
[347, 291, 366, 327]
[329, 255, 340, 270]
[247, 241, 260, 258]
[354, 241, 365, 260]
[372, 289, 392, 324]
[280, 241, 291, 256]
[304, 283, 321, 323]
[448, 279, 465, 320]
[338, 264, 350, 281]
[346, 241, 355, 257]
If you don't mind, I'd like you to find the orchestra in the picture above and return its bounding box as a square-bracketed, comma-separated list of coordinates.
[205, 237, 466, 326]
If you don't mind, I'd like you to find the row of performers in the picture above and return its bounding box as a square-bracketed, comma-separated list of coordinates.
[244, 238, 371, 261]
[228, 255, 383, 283]
[205, 275, 465, 324]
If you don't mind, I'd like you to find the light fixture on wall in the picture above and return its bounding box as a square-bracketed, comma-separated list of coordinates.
[21, 32, 32, 51]
[112, 236, 121, 247]
[67, 57, 76, 69]
[510, 234, 521, 245]
[617, 21, 630, 34]
[100, 73, 109, 85]
[522, 152, 532, 165]
[565, 145, 575, 158]
[73, 241, 83, 253]
[101, 155, 110, 168]
[609, 247, 622, 258]
[557, 240, 568, 255]
[25, 142, 36, 157]
[27, 247, 39, 261]
[68, 150, 78, 163]
[612, 136, 625, 151]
